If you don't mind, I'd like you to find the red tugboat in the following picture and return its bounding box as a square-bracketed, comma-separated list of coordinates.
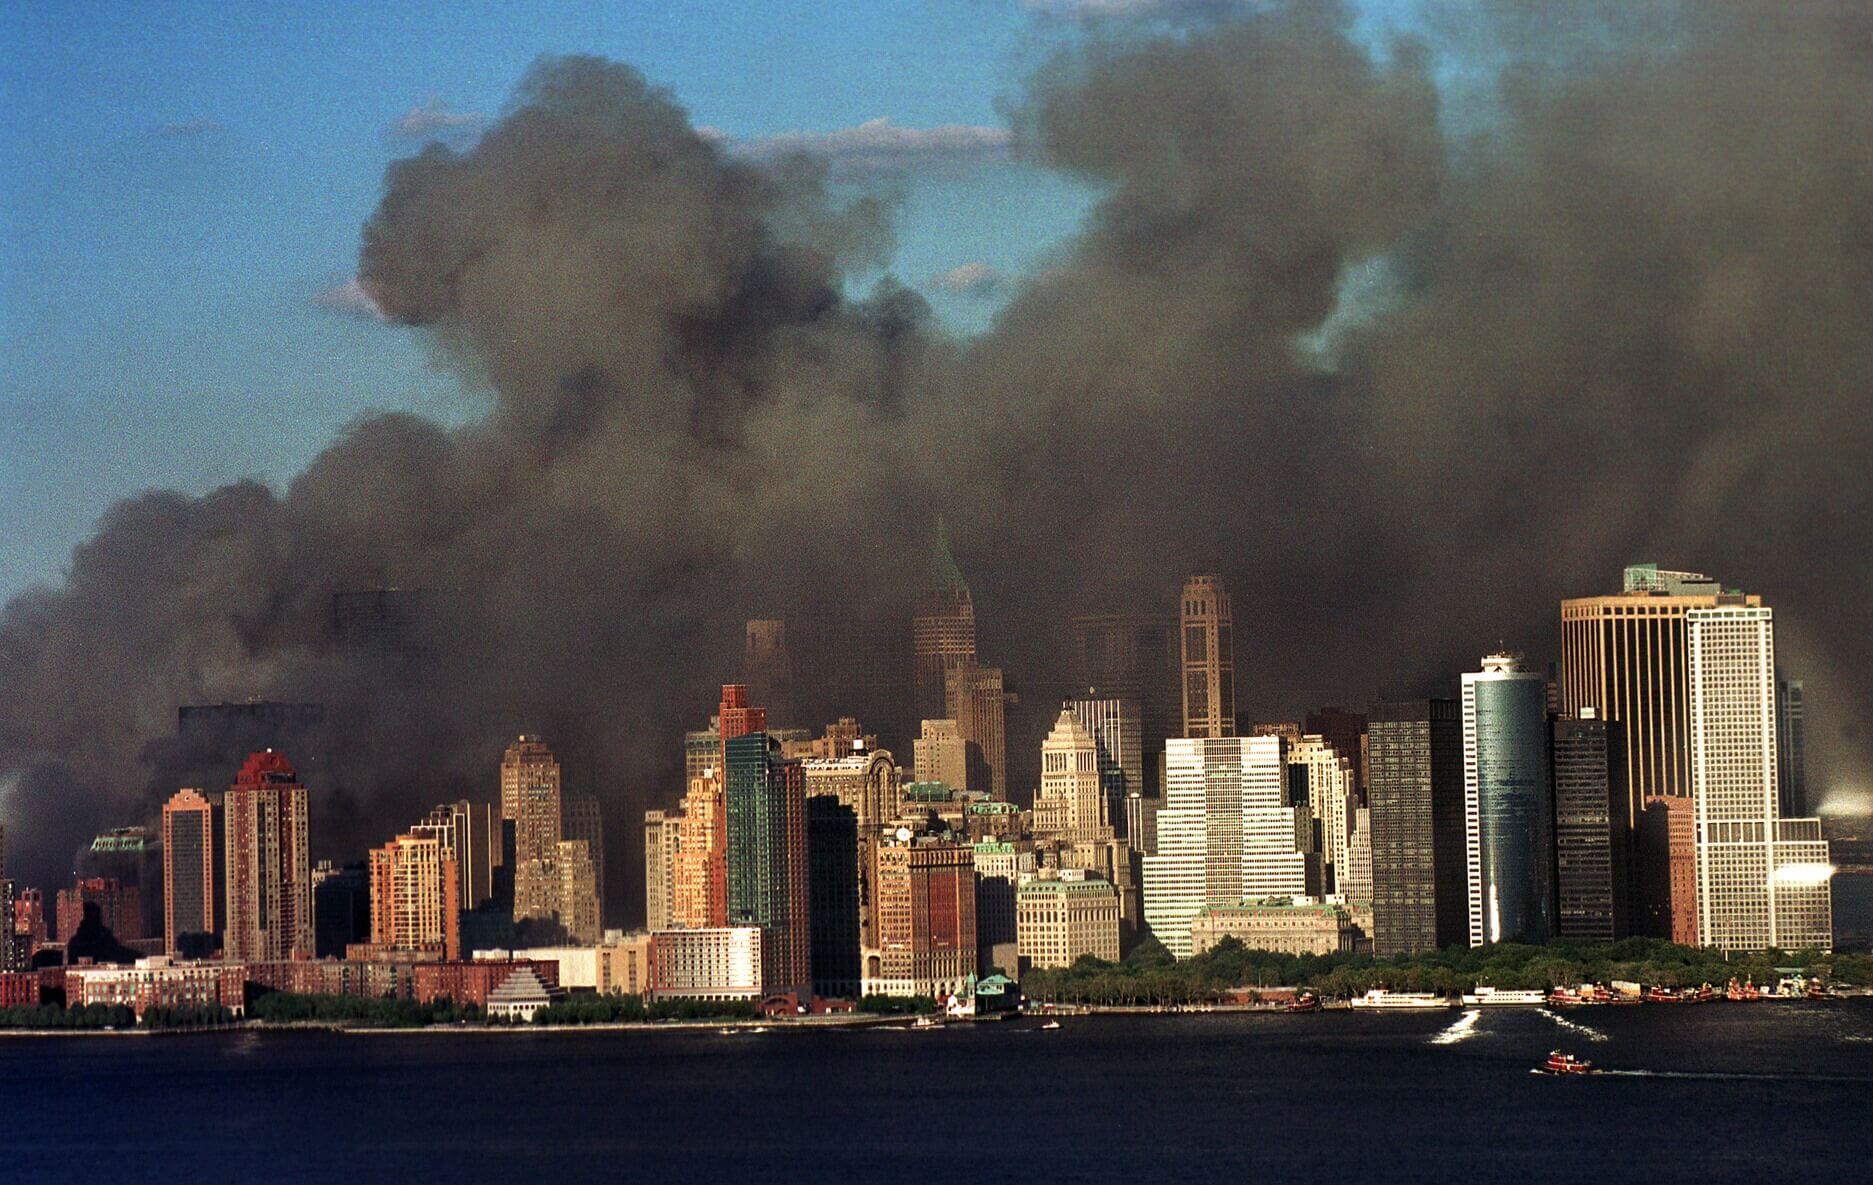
[1535, 1051, 1599, 1076]
[1286, 992, 1322, 1014]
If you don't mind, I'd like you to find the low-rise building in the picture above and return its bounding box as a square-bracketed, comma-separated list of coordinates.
[1189, 899, 1359, 957]
[1016, 870, 1121, 971]
[246, 958, 423, 1000]
[65, 957, 246, 1017]
[486, 966, 564, 1022]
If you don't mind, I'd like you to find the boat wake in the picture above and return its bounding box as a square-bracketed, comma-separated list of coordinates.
[1599, 1068, 1873, 1084]
[1540, 1009, 1609, 1043]
[1429, 1010, 1482, 1045]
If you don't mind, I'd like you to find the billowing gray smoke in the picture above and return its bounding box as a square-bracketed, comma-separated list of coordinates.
[5, 2, 1872, 917]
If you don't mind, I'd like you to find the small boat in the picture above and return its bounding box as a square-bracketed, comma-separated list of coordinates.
[747, 1026, 769, 1034]
[1534, 1050, 1598, 1076]
[910, 1016, 942, 1030]
[1286, 993, 1322, 1013]
[1725, 979, 1761, 1002]
[1348, 990, 1453, 1011]
[1806, 983, 1834, 1001]
[1040, 1019, 1062, 1030]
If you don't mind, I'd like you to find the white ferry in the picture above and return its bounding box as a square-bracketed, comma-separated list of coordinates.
[1348, 990, 1454, 1011]
[1461, 987, 1549, 1007]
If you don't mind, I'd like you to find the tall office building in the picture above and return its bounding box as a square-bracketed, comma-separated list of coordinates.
[332, 587, 426, 656]
[867, 834, 977, 999]
[945, 665, 1008, 801]
[801, 745, 900, 966]
[643, 809, 682, 931]
[368, 833, 462, 959]
[409, 800, 498, 912]
[724, 732, 811, 995]
[1368, 700, 1466, 956]
[911, 525, 978, 726]
[1461, 655, 1557, 946]
[312, 861, 370, 958]
[806, 795, 860, 999]
[1304, 707, 1368, 802]
[1559, 563, 1758, 825]
[1288, 735, 1355, 892]
[1179, 575, 1235, 739]
[1552, 712, 1627, 941]
[1069, 696, 1143, 840]
[1142, 735, 1310, 958]
[224, 749, 313, 962]
[744, 618, 794, 727]
[914, 718, 969, 791]
[562, 793, 606, 927]
[1687, 604, 1832, 953]
[972, 840, 1035, 976]
[1070, 612, 1179, 794]
[161, 788, 216, 955]
[1341, 807, 1373, 904]
[1034, 708, 1110, 845]
[553, 839, 602, 945]
[1775, 674, 1808, 819]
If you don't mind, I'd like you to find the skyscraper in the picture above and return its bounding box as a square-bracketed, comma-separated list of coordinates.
[643, 809, 682, 931]
[724, 732, 811, 995]
[1142, 735, 1310, 958]
[1368, 700, 1466, 956]
[1552, 712, 1627, 941]
[806, 795, 860, 999]
[1179, 574, 1235, 739]
[911, 524, 978, 726]
[369, 833, 461, 959]
[1034, 708, 1110, 845]
[1775, 674, 1808, 819]
[562, 793, 605, 927]
[1687, 604, 1832, 952]
[81, 826, 164, 940]
[1304, 707, 1368, 802]
[1460, 654, 1556, 946]
[1287, 735, 1355, 892]
[1069, 696, 1143, 840]
[1559, 563, 1759, 825]
[502, 737, 564, 928]
[945, 665, 1008, 800]
[161, 788, 216, 955]
[224, 749, 312, 962]
[409, 800, 498, 912]
[1341, 807, 1373, 904]
[1070, 612, 1179, 793]
[670, 774, 726, 928]
[867, 833, 977, 999]
[553, 839, 601, 945]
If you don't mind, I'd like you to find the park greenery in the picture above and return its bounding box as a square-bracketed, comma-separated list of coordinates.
[1020, 937, 1873, 1006]
[249, 992, 482, 1028]
[856, 994, 938, 1015]
[0, 1003, 137, 1029]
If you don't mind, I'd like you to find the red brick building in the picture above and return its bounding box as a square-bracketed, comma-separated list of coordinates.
[56, 877, 142, 943]
[1640, 794, 1699, 945]
[246, 958, 424, 1000]
[66, 958, 246, 1017]
[412, 960, 560, 1008]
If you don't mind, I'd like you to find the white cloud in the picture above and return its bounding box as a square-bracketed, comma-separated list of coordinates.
[311, 278, 390, 323]
[733, 117, 1011, 167]
[928, 262, 1006, 297]
[387, 98, 487, 141]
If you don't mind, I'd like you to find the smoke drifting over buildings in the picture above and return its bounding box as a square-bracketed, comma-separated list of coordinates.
[4, 2, 1872, 913]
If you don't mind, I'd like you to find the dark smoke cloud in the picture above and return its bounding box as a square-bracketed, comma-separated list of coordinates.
[6, 3, 1873, 918]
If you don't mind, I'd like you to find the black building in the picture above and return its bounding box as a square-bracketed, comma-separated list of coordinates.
[311, 862, 369, 958]
[1552, 713, 1629, 941]
[806, 796, 860, 1000]
[1368, 699, 1466, 956]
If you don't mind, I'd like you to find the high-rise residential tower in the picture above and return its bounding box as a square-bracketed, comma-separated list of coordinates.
[1460, 654, 1557, 946]
[911, 525, 978, 726]
[1687, 604, 1832, 953]
[502, 737, 564, 928]
[224, 749, 313, 962]
[162, 788, 216, 955]
[643, 809, 682, 931]
[562, 793, 606, 927]
[724, 732, 811, 995]
[1368, 700, 1466, 956]
[945, 665, 1008, 800]
[409, 800, 498, 912]
[1179, 575, 1235, 739]
[1559, 563, 1758, 825]
[368, 832, 461, 959]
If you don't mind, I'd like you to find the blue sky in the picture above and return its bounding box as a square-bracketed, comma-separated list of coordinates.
[1, 0, 1421, 605]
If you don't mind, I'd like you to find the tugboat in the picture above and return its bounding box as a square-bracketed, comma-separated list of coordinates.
[911, 1015, 943, 1030]
[1286, 992, 1322, 1014]
[1534, 1050, 1598, 1076]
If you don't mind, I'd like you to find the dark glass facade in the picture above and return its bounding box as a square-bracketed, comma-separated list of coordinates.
[806, 795, 860, 999]
[1468, 676, 1555, 944]
[725, 733, 811, 994]
[1553, 715, 1628, 940]
[1368, 699, 1465, 956]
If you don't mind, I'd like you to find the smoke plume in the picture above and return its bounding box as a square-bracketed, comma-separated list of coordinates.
[5, 3, 1873, 916]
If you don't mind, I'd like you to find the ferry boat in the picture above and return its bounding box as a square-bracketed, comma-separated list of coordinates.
[1461, 987, 1548, 1007]
[1348, 990, 1453, 1011]
[1533, 1050, 1598, 1076]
